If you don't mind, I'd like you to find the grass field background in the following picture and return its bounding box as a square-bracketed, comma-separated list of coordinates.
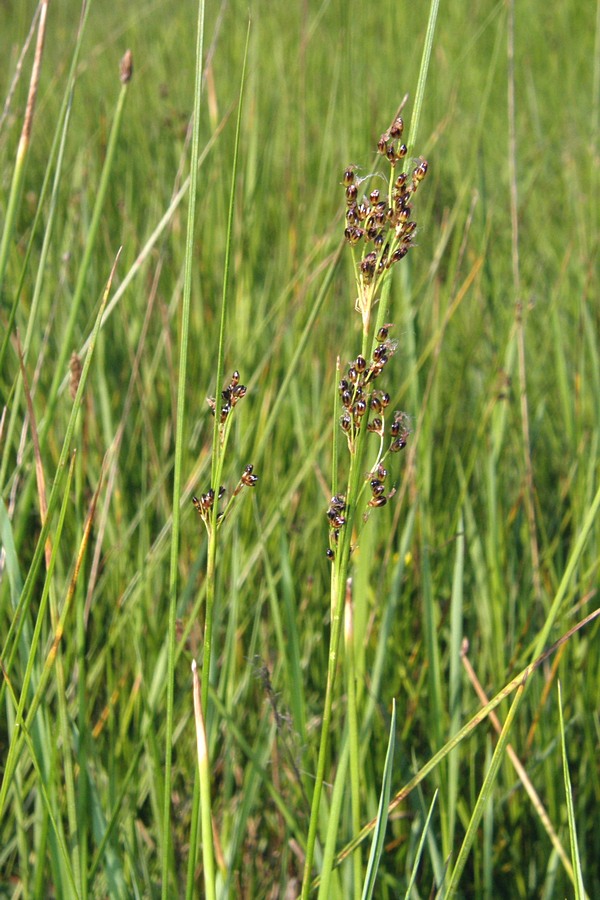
[1, 0, 599, 896]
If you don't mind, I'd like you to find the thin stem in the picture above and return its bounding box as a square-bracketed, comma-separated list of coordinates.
[507, 0, 542, 605]
[192, 662, 216, 900]
[345, 585, 362, 899]
[39, 59, 132, 453]
[162, 0, 205, 893]
[202, 20, 251, 709]
[187, 21, 250, 898]
[0, 0, 49, 298]
[301, 413, 371, 895]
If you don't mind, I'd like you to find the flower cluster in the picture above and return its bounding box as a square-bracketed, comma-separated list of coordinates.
[192, 485, 226, 520]
[192, 463, 258, 530]
[325, 111, 426, 551]
[206, 370, 247, 433]
[193, 371, 258, 532]
[325, 493, 347, 559]
[367, 463, 393, 508]
[343, 113, 428, 333]
[337, 325, 402, 450]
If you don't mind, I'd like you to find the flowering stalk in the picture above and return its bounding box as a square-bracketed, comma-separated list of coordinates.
[187, 369, 258, 896]
[301, 107, 429, 896]
[192, 370, 259, 708]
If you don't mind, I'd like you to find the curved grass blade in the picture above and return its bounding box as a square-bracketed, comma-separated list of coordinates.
[361, 699, 396, 900]
[558, 682, 586, 900]
[404, 789, 439, 900]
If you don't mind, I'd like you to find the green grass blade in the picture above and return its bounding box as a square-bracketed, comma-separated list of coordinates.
[162, 0, 206, 893]
[404, 789, 439, 900]
[447, 513, 464, 852]
[0, 0, 49, 298]
[0, 0, 90, 392]
[360, 699, 396, 900]
[38, 55, 133, 452]
[0, 252, 121, 697]
[558, 682, 586, 900]
[405, 0, 440, 156]
[441, 683, 524, 898]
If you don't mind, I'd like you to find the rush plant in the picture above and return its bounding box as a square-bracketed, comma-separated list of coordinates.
[301, 106, 430, 897]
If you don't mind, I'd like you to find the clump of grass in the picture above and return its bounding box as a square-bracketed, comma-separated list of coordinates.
[302, 106, 430, 896]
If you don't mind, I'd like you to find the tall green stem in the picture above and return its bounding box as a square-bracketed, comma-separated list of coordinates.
[162, 1, 205, 893]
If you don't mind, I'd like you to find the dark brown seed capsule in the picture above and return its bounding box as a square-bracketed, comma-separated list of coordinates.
[413, 159, 428, 181]
[373, 345, 388, 363]
[231, 370, 240, 386]
[377, 137, 388, 155]
[376, 326, 389, 342]
[391, 246, 409, 263]
[371, 396, 382, 413]
[366, 364, 382, 381]
[360, 252, 377, 276]
[346, 183, 358, 203]
[355, 399, 367, 417]
[389, 116, 404, 138]
[344, 226, 364, 244]
[355, 355, 366, 372]
[340, 414, 352, 432]
[369, 189, 380, 204]
[326, 548, 335, 560]
[380, 392, 390, 408]
[368, 495, 387, 507]
[367, 417, 383, 433]
[343, 167, 355, 185]
[241, 464, 258, 486]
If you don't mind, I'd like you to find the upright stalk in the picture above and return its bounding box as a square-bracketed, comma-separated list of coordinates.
[301, 111, 431, 895]
[185, 22, 253, 898]
[161, 1, 205, 893]
[0, 0, 49, 300]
